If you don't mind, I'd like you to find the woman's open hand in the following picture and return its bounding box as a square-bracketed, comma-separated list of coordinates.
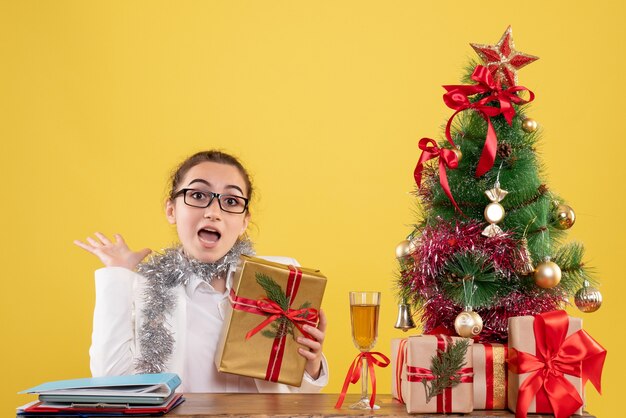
[74, 232, 151, 270]
[297, 309, 327, 380]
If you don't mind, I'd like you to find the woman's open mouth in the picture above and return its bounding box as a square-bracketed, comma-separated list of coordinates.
[198, 228, 221, 245]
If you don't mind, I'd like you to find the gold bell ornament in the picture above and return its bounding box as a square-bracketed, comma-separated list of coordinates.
[574, 280, 602, 313]
[534, 257, 562, 289]
[394, 297, 417, 332]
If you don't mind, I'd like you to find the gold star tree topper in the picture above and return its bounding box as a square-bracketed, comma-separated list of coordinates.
[470, 26, 539, 87]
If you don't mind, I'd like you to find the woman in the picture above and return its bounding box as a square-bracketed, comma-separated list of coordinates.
[75, 150, 328, 392]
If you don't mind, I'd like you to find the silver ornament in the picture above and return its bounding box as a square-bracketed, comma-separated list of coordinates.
[575, 280, 602, 313]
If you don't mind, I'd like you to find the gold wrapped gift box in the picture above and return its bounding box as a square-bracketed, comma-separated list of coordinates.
[215, 255, 327, 387]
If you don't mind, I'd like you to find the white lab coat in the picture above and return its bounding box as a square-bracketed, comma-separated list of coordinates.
[89, 256, 328, 393]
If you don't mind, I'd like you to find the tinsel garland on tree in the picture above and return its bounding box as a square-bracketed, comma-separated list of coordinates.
[397, 221, 569, 342]
[396, 27, 599, 342]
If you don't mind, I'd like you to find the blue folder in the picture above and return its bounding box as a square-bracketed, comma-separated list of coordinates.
[19, 373, 181, 405]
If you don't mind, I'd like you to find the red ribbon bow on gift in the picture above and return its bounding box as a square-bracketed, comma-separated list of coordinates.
[443, 65, 535, 177]
[241, 297, 319, 340]
[414, 138, 462, 213]
[509, 310, 607, 418]
[335, 352, 390, 409]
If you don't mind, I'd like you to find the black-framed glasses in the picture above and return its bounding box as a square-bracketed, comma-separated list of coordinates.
[173, 188, 249, 214]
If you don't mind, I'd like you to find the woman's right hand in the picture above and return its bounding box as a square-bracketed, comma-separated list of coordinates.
[74, 232, 151, 270]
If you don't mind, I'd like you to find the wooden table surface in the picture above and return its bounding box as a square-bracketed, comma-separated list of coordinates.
[166, 393, 595, 417]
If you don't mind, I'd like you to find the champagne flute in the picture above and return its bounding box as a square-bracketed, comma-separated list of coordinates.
[349, 291, 381, 409]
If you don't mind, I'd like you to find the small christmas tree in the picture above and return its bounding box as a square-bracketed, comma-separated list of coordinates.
[396, 26, 602, 342]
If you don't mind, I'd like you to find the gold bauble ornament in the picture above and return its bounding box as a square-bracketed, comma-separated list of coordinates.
[554, 204, 576, 230]
[454, 309, 483, 338]
[452, 148, 463, 162]
[395, 239, 413, 259]
[521, 118, 538, 133]
[396, 239, 417, 271]
[534, 258, 562, 289]
[575, 280, 602, 313]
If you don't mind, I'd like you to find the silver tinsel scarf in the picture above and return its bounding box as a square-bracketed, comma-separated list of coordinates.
[134, 239, 255, 373]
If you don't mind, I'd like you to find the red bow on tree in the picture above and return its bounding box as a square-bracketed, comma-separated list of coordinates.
[414, 138, 461, 213]
[443, 65, 535, 177]
[509, 310, 606, 418]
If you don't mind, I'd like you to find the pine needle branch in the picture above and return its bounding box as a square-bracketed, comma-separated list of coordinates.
[423, 339, 470, 402]
[441, 252, 500, 308]
[553, 242, 596, 293]
[256, 272, 289, 310]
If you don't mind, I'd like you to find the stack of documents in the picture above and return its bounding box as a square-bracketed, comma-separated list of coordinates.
[17, 373, 183, 416]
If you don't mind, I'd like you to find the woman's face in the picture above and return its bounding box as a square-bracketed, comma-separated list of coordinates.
[165, 161, 250, 263]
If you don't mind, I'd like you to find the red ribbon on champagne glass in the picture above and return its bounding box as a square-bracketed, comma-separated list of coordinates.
[443, 65, 535, 177]
[414, 138, 462, 214]
[334, 351, 391, 409]
[508, 310, 607, 418]
[229, 265, 319, 382]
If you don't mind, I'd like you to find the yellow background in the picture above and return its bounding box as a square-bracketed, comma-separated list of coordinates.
[1, 1, 624, 416]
